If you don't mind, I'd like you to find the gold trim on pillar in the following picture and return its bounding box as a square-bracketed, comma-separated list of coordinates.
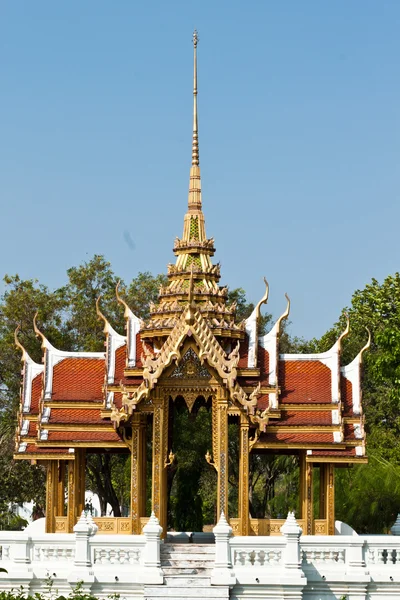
[131, 413, 147, 534]
[300, 452, 313, 535]
[326, 463, 335, 535]
[67, 459, 75, 533]
[238, 413, 250, 535]
[214, 390, 229, 519]
[45, 461, 58, 533]
[151, 391, 169, 535]
[56, 461, 65, 517]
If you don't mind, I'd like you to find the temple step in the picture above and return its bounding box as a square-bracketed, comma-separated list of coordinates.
[144, 585, 229, 598]
[145, 541, 229, 599]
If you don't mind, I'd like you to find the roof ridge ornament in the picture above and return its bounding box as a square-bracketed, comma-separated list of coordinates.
[115, 281, 131, 317]
[276, 293, 291, 332]
[338, 313, 350, 351]
[95, 295, 109, 332]
[33, 311, 54, 351]
[360, 327, 371, 362]
[14, 325, 27, 359]
[255, 277, 269, 321]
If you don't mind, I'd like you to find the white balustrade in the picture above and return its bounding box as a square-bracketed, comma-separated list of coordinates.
[2, 514, 400, 599]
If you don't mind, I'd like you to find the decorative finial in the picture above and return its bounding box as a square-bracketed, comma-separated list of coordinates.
[192, 29, 199, 167]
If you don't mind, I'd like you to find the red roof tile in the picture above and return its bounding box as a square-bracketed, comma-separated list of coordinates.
[260, 431, 334, 444]
[24, 444, 69, 455]
[257, 393, 270, 411]
[258, 346, 270, 384]
[46, 430, 121, 442]
[238, 336, 249, 368]
[29, 373, 43, 413]
[279, 360, 332, 404]
[48, 408, 105, 425]
[112, 391, 123, 409]
[52, 358, 104, 401]
[310, 449, 356, 457]
[344, 423, 356, 440]
[341, 375, 354, 417]
[279, 410, 333, 426]
[114, 344, 126, 381]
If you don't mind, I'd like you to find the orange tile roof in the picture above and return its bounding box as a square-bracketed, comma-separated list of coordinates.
[310, 449, 356, 457]
[114, 344, 126, 381]
[135, 334, 145, 367]
[46, 430, 121, 442]
[238, 336, 249, 368]
[48, 408, 105, 425]
[30, 373, 43, 413]
[279, 410, 333, 426]
[257, 393, 270, 411]
[52, 358, 104, 401]
[279, 360, 332, 404]
[344, 423, 356, 440]
[258, 346, 270, 384]
[24, 443, 70, 455]
[341, 375, 354, 416]
[113, 391, 123, 409]
[26, 422, 38, 437]
[260, 431, 334, 444]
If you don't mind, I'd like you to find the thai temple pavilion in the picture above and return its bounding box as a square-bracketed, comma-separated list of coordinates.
[14, 32, 369, 539]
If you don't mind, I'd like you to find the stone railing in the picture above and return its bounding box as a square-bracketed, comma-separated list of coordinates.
[3, 512, 400, 600]
[0, 512, 163, 596]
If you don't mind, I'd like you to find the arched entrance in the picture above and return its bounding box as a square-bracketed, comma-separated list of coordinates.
[166, 394, 217, 532]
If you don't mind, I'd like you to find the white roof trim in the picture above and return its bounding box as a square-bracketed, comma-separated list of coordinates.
[40, 429, 48, 441]
[333, 431, 343, 443]
[245, 306, 257, 369]
[20, 420, 30, 436]
[127, 314, 141, 368]
[22, 357, 44, 413]
[259, 321, 280, 387]
[341, 353, 362, 416]
[105, 323, 126, 384]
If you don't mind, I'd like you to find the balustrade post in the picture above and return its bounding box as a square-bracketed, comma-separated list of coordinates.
[68, 511, 96, 586]
[346, 539, 368, 573]
[8, 533, 33, 583]
[138, 511, 163, 584]
[211, 512, 236, 585]
[280, 511, 302, 570]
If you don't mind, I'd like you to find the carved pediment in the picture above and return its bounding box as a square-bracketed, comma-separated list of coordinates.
[169, 348, 210, 380]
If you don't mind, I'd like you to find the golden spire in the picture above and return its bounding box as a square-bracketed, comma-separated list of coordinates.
[188, 29, 202, 213]
[141, 31, 242, 341]
[192, 29, 199, 167]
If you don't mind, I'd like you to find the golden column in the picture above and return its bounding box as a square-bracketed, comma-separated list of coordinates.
[66, 449, 86, 532]
[299, 452, 314, 535]
[213, 390, 229, 519]
[45, 460, 59, 533]
[66, 459, 75, 533]
[131, 413, 147, 534]
[325, 463, 335, 535]
[56, 461, 65, 518]
[151, 391, 169, 536]
[238, 413, 250, 535]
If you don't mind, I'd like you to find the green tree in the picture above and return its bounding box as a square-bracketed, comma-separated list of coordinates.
[314, 273, 400, 532]
[0, 258, 168, 524]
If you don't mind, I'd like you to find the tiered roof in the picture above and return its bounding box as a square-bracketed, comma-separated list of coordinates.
[14, 31, 369, 466]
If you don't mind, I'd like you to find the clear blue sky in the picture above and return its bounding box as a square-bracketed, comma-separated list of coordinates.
[1, 1, 399, 340]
